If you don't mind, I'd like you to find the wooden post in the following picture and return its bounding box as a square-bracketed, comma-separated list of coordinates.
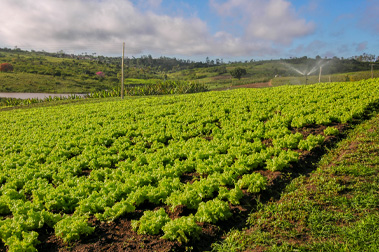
[319, 66, 322, 83]
[121, 42, 125, 99]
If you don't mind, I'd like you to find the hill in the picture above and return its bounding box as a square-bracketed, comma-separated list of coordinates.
[0, 48, 377, 93]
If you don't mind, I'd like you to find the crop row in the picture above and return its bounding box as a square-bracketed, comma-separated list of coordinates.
[1, 79, 379, 251]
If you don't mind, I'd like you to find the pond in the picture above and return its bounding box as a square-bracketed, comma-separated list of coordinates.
[0, 92, 86, 100]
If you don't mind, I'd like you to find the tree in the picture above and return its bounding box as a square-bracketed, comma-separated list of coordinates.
[206, 57, 210, 66]
[230, 67, 247, 80]
[0, 63, 14, 72]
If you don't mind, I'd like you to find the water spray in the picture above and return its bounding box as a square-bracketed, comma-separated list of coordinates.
[281, 60, 330, 85]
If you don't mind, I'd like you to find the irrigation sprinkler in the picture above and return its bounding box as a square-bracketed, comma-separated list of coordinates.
[281, 60, 329, 85]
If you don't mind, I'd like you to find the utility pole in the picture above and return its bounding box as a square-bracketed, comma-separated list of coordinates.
[370, 64, 374, 79]
[121, 42, 125, 99]
[319, 66, 322, 83]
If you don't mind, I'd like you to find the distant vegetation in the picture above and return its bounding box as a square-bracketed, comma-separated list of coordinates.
[0, 47, 377, 94]
[229, 67, 247, 80]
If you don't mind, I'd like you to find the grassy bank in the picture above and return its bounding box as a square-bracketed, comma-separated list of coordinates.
[212, 113, 379, 251]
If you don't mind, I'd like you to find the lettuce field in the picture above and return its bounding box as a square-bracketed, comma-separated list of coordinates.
[1, 79, 379, 251]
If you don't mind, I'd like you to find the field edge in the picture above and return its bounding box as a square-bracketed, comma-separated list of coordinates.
[211, 113, 379, 251]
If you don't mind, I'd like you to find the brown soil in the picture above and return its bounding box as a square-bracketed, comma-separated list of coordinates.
[214, 81, 272, 91]
[229, 82, 273, 89]
[37, 218, 181, 252]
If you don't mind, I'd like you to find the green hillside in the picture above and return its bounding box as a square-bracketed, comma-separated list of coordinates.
[1, 48, 377, 94]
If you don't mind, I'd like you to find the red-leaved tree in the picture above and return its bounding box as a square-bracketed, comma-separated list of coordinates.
[0, 63, 14, 72]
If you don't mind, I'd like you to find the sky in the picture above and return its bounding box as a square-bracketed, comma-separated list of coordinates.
[0, 0, 378, 61]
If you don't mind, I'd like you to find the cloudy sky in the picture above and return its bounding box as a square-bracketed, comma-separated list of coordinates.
[0, 0, 378, 60]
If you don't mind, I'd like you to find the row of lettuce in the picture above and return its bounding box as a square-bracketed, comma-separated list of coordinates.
[0, 80, 207, 107]
[0, 78, 379, 251]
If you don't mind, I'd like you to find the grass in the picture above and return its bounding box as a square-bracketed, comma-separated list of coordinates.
[271, 70, 379, 86]
[0, 72, 88, 93]
[123, 78, 162, 85]
[171, 62, 378, 90]
[0, 50, 120, 93]
[167, 62, 275, 90]
[212, 113, 379, 251]
[0, 72, 115, 93]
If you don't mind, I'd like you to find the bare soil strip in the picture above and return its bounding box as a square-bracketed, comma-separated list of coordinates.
[213, 82, 272, 91]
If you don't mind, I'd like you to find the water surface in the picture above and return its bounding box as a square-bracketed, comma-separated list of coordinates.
[0, 92, 85, 99]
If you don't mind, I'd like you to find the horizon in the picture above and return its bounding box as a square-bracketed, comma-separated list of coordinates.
[2, 47, 375, 64]
[0, 0, 378, 62]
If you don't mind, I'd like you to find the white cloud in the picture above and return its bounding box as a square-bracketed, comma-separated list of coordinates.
[0, 0, 312, 57]
[0, 0, 137, 52]
[210, 0, 315, 44]
[144, 0, 163, 9]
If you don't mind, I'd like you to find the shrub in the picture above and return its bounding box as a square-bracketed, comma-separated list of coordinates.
[0, 63, 14, 72]
[95, 71, 105, 78]
[230, 67, 247, 80]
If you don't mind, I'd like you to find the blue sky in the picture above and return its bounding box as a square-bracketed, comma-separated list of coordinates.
[0, 0, 378, 61]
